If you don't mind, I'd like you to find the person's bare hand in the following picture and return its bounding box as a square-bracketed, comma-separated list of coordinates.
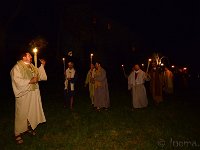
[29, 77, 38, 84]
[39, 59, 46, 66]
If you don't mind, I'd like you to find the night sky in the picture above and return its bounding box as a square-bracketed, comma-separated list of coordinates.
[97, 1, 200, 68]
[1, 0, 200, 78]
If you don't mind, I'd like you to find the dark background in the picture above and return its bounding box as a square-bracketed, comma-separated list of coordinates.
[1, 0, 200, 98]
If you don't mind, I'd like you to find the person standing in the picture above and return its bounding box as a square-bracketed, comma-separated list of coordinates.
[93, 62, 110, 111]
[128, 64, 149, 109]
[148, 62, 164, 105]
[85, 63, 96, 106]
[10, 51, 47, 144]
[163, 66, 174, 96]
[64, 62, 77, 110]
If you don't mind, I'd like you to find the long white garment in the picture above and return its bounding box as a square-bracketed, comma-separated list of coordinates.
[10, 63, 47, 135]
[128, 69, 148, 108]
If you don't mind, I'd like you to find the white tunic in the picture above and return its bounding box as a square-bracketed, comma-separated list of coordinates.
[10, 62, 47, 135]
[128, 69, 148, 108]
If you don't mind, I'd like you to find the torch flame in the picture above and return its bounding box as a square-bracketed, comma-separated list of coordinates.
[33, 47, 38, 53]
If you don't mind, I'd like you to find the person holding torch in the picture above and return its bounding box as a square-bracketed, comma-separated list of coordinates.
[10, 50, 47, 144]
[85, 63, 96, 106]
[85, 53, 96, 106]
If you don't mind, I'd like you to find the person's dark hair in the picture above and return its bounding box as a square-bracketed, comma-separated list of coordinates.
[15, 42, 33, 61]
[18, 51, 29, 60]
[94, 60, 102, 66]
[90, 62, 95, 65]
[68, 61, 74, 67]
[134, 64, 140, 67]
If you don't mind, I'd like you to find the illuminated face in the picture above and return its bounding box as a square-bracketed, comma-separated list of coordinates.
[23, 53, 32, 63]
[90, 64, 95, 70]
[68, 62, 74, 69]
[95, 63, 100, 69]
[134, 65, 140, 71]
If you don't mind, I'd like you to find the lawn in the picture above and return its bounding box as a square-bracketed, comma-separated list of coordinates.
[1, 79, 200, 150]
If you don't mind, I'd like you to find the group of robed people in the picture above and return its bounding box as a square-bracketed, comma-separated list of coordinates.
[128, 63, 174, 109]
[10, 50, 174, 144]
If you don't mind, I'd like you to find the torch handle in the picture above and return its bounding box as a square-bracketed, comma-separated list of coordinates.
[63, 60, 66, 74]
[90, 56, 93, 64]
[122, 66, 128, 78]
[146, 63, 150, 73]
[34, 53, 37, 68]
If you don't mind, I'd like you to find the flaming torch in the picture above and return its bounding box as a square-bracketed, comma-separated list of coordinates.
[33, 47, 38, 68]
[146, 59, 152, 73]
[62, 58, 65, 74]
[121, 64, 128, 78]
[90, 53, 94, 64]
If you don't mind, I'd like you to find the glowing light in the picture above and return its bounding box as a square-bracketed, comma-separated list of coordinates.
[161, 63, 164, 66]
[33, 47, 38, 53]
[63, 58, 65, 73]
[183, 67, 187, 70]
[90, 53, 94, 64]
[142, 64, 144, 66]
[33, 47, 38, 68]
[146, 59, 152, 73]
[171, 65, 175, 68]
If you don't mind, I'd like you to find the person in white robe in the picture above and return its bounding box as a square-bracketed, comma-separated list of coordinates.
[128, 64, 149, 109]
[10, 52, 47, 144]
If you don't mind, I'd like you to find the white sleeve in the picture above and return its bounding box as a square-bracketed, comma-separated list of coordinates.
[38, 64, 47, 81]
[128, 72, 133, 90]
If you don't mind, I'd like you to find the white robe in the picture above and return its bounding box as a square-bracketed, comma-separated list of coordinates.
[10, 62, 47, 135]
[64, 68, 76, 90]
[128, 69, 148, 108]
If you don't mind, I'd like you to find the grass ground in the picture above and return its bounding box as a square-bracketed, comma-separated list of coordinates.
[0, 80, 200, 150]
